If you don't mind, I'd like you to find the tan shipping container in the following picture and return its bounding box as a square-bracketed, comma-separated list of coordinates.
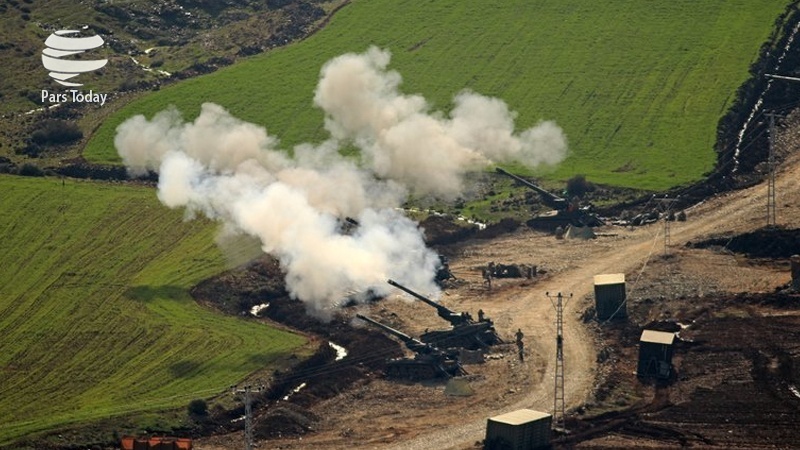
[593, 273, 626, 321]
[485, 409, 552, 450]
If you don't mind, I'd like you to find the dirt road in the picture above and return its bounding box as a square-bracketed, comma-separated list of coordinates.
[383, 151, 800, 450]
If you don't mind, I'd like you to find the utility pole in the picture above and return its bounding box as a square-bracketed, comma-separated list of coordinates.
[767, 111, 777, 227]
[654, 197, 678, 256]
[232, 384, 263, 450]
[547, 291, 571, 431]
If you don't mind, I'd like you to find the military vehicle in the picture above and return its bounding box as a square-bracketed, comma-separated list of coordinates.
[387, 279, 503, 350]
[356, 314, 465, 380]
[495, 167, 604, 231]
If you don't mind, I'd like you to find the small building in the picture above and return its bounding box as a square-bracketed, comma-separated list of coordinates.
[593, 273, 626, 321]
[637, 329, 675, 379]
[485, 409, 551, 450]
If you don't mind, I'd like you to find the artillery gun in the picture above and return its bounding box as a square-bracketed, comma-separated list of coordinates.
[355, 314, 465, 380]
[387, 279, 503, 350]
[495, 167, 603, 231]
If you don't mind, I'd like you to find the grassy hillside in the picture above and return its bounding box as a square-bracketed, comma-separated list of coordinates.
[84, 0, 792, 191]
[0, 175, 306, 445]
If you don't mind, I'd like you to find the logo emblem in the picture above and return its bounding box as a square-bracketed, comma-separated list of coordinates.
[42, 30, 108, 87]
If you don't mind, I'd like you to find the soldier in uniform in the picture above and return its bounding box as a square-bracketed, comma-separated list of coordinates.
[515, 328, 525, 362]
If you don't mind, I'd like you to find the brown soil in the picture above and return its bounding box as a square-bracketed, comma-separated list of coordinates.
[193, 148, 800, 449]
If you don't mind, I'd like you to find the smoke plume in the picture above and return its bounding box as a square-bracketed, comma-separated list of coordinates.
[115, 47, 567, 318]
[314, 47, 567, 197]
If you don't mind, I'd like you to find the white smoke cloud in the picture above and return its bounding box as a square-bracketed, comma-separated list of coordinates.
[116, 103, 288, 177]
[449, 92, 568, 167]
[314, 46, 568, 198]
[115, 47, 568, 318]
[142, 142, 438, 318]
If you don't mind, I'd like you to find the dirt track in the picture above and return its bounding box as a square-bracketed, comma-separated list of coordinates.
[380, 150, 799, 450]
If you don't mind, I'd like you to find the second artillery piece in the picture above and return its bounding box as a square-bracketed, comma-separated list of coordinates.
[356, 314, 465, 380]
[387, 279, 503, 350]
[495, 167, 604, 231]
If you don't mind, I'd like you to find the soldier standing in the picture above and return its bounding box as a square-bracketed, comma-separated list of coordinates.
[515, 328, 525, 362]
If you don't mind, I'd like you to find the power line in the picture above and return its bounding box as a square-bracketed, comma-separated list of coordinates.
[546, 291, 571, 432]
[231, 384, 264, 450]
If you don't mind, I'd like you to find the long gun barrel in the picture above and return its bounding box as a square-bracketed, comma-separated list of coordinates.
[387, 279, 469, 326]
[495, 167, 569, 210]
[356, 314, 430, 353]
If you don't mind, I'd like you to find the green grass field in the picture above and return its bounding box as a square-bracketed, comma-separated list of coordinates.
[0, 175, 306, 445]
[84, 0, 791, 191]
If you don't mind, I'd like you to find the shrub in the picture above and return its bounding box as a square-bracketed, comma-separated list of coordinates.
[188, 399, 208, 418]
[119, 78, 142, 92]
[267, 0, 292, 9]
[18, 163, 44, 177]
[16, 143, 43, 157]
[30, 120, 83, 145]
